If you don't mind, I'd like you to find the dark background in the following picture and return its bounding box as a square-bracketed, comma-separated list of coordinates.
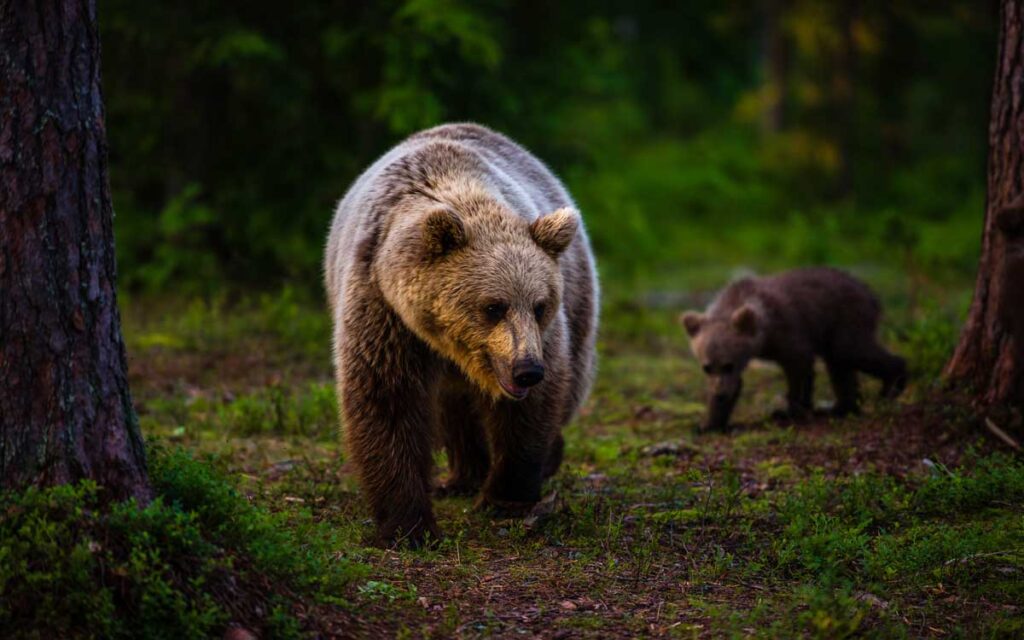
[100, 0, 995, 295]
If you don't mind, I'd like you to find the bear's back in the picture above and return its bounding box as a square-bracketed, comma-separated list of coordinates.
[409, 123, 573, 219]
[756, 267, 881, 351]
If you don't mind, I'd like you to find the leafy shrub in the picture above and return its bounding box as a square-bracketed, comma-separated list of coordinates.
[912, 453, 1024, 516]
[0, 447, 364, 639]
[0, 482, 227, 639]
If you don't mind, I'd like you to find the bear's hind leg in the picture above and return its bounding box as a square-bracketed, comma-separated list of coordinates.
[776, 356, 815, 421]
[850, 342, 907, 400]
[542, 432, 564, 480]
[825, 358, 860, 417]
[437, 393, 490, 497]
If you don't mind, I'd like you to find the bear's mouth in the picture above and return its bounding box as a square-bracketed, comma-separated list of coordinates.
[498, 379, 530, 400]
[488, 356, 530, 401]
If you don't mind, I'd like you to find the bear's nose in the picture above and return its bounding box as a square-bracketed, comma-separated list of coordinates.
[512, 359, 545, 388]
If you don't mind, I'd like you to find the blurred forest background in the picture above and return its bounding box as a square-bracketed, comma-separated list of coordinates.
[101, 0, 995, 296]
[4, 4, 1019, 636]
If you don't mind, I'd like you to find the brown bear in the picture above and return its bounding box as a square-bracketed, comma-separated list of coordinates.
[679, 267, 906, 431]
[324, 123, 599, 546]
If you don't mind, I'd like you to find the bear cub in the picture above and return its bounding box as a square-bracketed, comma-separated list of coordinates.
[680, 267, 906, 431]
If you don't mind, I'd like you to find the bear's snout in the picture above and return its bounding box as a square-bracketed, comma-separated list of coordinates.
[512, 358, 545, 388]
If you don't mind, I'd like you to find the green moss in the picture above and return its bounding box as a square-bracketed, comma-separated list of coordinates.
[0, 446, 367, 639]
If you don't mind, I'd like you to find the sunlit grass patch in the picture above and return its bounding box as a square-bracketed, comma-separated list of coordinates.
[139, 382, 338, 442]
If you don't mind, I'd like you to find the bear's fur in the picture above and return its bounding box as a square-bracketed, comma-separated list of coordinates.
[324, 123, 599, 546]
[680, 267, 906, 431]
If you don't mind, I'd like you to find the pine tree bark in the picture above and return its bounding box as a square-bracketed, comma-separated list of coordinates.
[0, 0, 150, 501]
[945, 0, 1024, 409]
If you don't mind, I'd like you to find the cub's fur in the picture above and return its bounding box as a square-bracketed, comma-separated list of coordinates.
[680, 267, 906, 431]
[324, 123, 599, 546]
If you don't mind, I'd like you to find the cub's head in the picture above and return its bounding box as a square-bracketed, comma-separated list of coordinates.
[679, 305, 762, 429]
[378, 203, 579, 401]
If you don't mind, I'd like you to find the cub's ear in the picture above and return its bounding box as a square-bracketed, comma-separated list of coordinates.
[679, 311, 704, 337]
[423, 206, 467, 256]
[731, 305, 759, 336]
[530, 207, 579, 258]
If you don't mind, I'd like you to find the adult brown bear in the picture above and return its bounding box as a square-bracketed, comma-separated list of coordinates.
[324, 123, 599, 546]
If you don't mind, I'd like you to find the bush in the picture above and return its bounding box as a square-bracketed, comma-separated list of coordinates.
[0, 447, 364, 639]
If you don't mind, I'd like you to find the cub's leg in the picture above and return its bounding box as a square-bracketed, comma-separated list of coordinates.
[478, 391, 560, 514]
[437, 392, 490, 497]
[825, 358, 860, 416]
[850, 342, 907, 399]
[338, 300, 439, 548]
[776, 355, 815, 421]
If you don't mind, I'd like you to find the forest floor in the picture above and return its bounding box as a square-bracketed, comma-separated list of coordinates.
[122, 272, 1024, 639]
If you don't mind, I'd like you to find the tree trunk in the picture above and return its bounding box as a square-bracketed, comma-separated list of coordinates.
[760, 0, 788, 133]
[945, 0, 1024, 409]
[0, 0, 150, 501]
[834, 0, 858, 198]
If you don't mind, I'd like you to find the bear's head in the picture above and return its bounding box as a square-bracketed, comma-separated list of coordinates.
[377, 201, 579, 401]
[679, 305, 763, 429]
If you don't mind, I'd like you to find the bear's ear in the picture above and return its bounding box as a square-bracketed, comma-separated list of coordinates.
[530, 207, 579, 258]
[731, 305, 759, 336]
[423, 206, 467, 257]
[679, 311, 704, 337]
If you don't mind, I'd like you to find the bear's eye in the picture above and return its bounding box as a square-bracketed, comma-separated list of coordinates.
[534, 302, 546, 322]
[721, 363, 735, 374]
[702, 364, 714, 375]
[484, 302, 509, 323]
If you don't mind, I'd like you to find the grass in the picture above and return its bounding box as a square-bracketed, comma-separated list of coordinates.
[4, 267, 1022, 638]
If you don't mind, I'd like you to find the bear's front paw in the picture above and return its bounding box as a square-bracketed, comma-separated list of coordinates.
[377, 513, 441, 549]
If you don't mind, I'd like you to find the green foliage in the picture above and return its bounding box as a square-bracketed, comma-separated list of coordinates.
[769, 455, 1024, 595]
[215, 382, 338, 438]
[100, 1, 995, 292]
[125, 285, 330, 359]
[149, 447, 361, 594]
[141, 381, 338, 442]
[0, 447, 365, 639]
[108, 290, 1024, 636]
[896, 302, 966, 383]
[913, 453, 1024, 516]
[0, 482, 226, 638]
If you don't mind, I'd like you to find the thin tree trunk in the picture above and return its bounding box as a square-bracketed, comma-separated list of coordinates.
[0, 0, 150, 501]
[834, 0, 858, 198]
[945, 0, 1024, 409]
[760, 0, 788, 133]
